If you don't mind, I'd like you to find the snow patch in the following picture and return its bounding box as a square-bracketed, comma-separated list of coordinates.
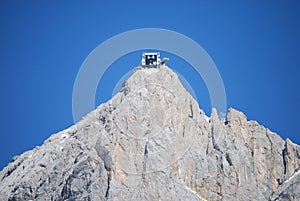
[204, 115, 210, 123]
[60, 133, 69, 139]
[59, 133, 69, 143]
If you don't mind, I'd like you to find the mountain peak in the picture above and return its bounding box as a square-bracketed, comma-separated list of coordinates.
[122, 65, 191, 99]
[0, 64, 299, 200]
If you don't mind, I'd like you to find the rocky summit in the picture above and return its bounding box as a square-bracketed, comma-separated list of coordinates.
[0, 66, 299, 201]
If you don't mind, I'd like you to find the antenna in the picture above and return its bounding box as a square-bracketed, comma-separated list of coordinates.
[161, 58, 169, 65]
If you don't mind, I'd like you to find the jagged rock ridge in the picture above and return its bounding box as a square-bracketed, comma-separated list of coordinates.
[0, 66, 299, 201]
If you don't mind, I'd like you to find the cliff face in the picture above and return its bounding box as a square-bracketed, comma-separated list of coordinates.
[0, 66, 299, 201]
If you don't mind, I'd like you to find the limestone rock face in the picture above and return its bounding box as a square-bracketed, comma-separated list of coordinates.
[0, 66, 299, 201]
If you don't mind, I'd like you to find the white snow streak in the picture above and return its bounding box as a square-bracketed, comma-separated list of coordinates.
[185, 186, 207, 201]
[284, 169, 300, 183]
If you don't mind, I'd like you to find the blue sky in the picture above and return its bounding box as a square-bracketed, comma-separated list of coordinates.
[0, 1, 299, 169]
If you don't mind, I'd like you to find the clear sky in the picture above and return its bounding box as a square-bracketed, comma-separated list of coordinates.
[0, 1, 299, 169]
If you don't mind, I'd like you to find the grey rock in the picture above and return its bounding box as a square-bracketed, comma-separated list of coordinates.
[270, 170, 300, 201]
[0, 66, 299, 201]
